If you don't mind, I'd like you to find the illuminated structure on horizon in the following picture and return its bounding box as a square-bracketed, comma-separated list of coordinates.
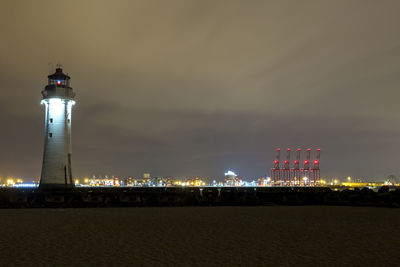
[270, 148, 321, 186]
[40, 67, 76, 187]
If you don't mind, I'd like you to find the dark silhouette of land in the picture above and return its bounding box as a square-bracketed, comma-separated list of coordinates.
[1, 186, 399, 208]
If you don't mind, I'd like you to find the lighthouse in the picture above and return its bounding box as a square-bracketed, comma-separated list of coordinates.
[40, 67, 76, 187]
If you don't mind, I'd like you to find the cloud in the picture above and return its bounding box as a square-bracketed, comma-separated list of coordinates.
[0, 0, 400, 180]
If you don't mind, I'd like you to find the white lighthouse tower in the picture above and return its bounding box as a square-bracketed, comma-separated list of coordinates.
[40, 67, 76, 187]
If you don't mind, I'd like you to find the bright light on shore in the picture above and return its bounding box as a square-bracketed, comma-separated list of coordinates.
[224, 170, 237, 176]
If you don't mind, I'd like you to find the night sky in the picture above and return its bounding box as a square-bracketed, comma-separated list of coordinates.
[1, 1, 400, 181]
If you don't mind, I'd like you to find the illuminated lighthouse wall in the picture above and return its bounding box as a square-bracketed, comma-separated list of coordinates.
[40, 68, 76, 187]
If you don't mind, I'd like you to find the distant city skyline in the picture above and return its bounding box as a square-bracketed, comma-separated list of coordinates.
[1, 1, 400, 181]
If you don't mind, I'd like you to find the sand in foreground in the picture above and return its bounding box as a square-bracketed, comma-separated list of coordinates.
[0, 206, 399, 266]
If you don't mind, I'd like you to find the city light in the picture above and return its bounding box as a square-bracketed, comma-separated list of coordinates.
[1, 175, 394, 189]
[224, 170, 237, 176]
[13, 183, 38, 188]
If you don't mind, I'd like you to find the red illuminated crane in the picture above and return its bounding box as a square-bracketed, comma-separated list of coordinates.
[312, 148, 321, 185]
[292, 148, 301, 186]
[301, 148, 311, 186]
[270, 148, 281, 185]
[282, 148, 291, 185]
[271, 147, 321, 187]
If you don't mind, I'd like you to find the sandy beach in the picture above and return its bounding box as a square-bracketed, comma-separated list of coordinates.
[0, 206, 399, 266]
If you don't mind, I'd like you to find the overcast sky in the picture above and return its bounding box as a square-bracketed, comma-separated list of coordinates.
[1, 0, 400, 181]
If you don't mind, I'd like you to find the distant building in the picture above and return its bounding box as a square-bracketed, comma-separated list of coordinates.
[224, 170, 241, 186]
